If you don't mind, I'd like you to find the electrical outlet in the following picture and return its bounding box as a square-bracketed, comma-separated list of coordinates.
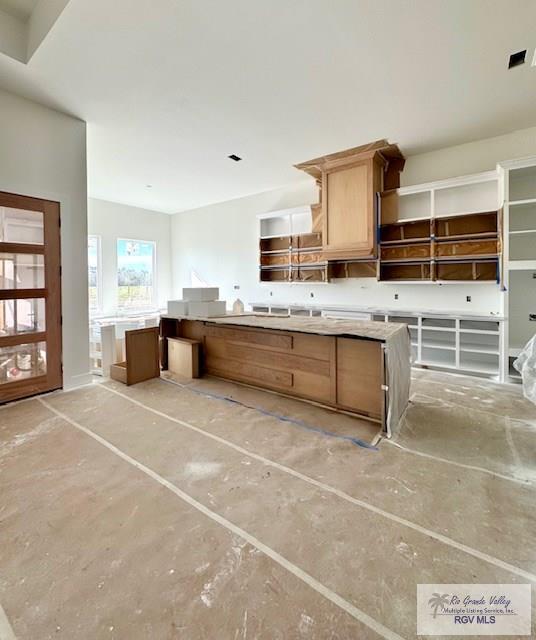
[466, 296, 472, 302]
[530, 314, 536, 322]
[233, 285, 240, 290]
[394, 294, 399, 300]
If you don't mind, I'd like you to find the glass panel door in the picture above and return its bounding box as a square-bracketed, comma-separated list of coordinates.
[0, 193, 61, 402]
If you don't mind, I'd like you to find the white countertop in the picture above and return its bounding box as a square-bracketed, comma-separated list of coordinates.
[248, 301, 504, 321]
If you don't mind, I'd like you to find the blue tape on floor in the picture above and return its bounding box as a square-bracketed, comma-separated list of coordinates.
[161, 377, 378, 450]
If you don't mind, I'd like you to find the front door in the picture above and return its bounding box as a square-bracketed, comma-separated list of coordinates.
[0, 192, 62, 403]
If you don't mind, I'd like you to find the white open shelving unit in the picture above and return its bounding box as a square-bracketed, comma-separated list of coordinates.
[395, 170, 501, 223]
[371, 313, 503, 378]
[257, 205, 312, 239]
[499, 156, 536, 381]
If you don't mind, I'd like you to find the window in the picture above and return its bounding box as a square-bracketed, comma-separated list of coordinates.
[88, 235, 101, 313]
[117, 239, 155, 309]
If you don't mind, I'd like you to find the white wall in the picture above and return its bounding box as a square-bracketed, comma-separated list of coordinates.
[0, 7, 25, 62]
[88, 198, 172, 315]
[0, 88, 89, 389]
[402, 126, 536, 185]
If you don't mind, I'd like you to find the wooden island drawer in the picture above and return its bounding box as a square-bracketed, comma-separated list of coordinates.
[204, 324, 292, 350]
[205, 354, 293, 388]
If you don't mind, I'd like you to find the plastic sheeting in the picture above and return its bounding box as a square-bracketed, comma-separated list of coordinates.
[514, 334, 536, 405]
[383, 326, 412, 438]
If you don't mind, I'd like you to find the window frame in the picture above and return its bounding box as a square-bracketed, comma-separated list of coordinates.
[116, 238, 157, 311]
[87, 234, 102, 315]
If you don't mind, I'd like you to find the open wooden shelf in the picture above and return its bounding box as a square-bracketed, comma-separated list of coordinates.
[291, 266, 329, 282]
[260, 231, 326, 282]
[380, 243, 431, 261]
[378, 210, 500, 282]
[260, 236, 291, 252]
[379, 261, 432, 281]
[435, 230, 498, 241]
[435, 211, 498, 238]
[328, 261, 377, 279]
[260, 267, 291, 282]
[380, 219, 430, 243]
[293, 232, 322, 249]
[436, 259, 498, 282]
[290, 250, 326, 266]
[380, 237, 430, 246]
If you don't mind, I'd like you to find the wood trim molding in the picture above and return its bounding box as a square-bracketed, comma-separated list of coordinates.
[0, 331, 47, 347]
[0, 242, 45, 254]
[0, 288, 47, 300]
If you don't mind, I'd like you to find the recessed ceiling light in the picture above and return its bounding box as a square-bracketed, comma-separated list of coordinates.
[508, 49, 527, 69]
[228, 154, 242, 162]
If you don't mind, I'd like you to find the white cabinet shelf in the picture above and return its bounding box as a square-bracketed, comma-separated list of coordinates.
[498, 156, 536, 381]
[510, 198, 536, 206]
[391, 170, 501, 221]
[258, 206, 312, 240]
[460, 344, 500, 355]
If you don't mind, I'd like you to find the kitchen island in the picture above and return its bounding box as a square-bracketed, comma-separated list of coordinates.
[161, 314, 411, 437]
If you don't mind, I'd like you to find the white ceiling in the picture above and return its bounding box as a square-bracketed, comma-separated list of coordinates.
[0, 0, 535, 213]
[0, 0, 38, 21]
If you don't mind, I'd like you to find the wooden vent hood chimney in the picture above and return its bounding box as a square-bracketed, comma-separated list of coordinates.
[295, 139, 405, 261]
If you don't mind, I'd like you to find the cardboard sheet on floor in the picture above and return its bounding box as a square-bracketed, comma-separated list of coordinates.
[161, 372, 382, 446]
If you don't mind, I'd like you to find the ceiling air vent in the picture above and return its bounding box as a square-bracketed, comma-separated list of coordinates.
[508, 50, 527, 69]
[228, 154, 242, 162]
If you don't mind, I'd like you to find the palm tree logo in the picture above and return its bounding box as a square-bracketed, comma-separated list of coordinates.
[428, 593, 450, 618]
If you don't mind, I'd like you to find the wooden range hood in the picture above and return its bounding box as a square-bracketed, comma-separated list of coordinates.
[295, 139, 405, 261]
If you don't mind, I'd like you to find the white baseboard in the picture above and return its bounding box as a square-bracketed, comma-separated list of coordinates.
[63, 371, 93, 391]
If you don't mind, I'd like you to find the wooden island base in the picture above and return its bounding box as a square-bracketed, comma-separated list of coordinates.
[161, 316, 411, 436]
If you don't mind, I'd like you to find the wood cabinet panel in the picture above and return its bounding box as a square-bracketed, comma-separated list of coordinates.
[206, 353, 293, 388]
[326, 163, 369, 247]
[204, 324, 293, 350]
[215, 340, 331, 377]
[204, 336, 331, 401]
[336, 338, 382, 418]
[290, 333, 334, 361]
[179, 319, 206, 342]
[295, 141, 404, 263]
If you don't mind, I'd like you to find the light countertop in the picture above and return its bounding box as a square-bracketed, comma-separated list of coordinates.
[248, 302, 504, 321]
[163, 313, 407, 342]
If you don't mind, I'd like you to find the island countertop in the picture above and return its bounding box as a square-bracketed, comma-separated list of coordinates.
[162, 313, 407, 342]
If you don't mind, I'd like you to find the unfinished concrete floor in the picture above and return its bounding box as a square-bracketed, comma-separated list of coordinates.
[1, 370, 535, 639]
